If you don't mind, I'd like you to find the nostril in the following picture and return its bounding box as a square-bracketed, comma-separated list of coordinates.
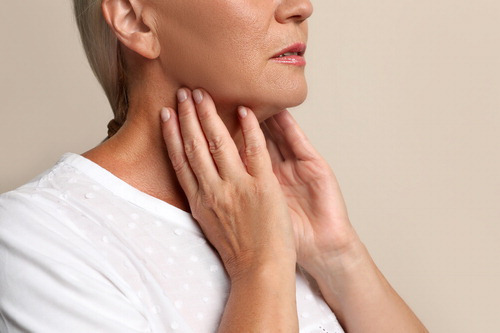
[276, 0, 313, 23]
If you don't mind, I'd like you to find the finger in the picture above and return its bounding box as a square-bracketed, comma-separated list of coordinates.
[263, 114, 295, 160]
[272, 110, 319, 161]
[260, 122, 285, 166]
[192, 88, 245, 179]
[237, 106, 273, 177]
[160, 107, 199, 197]
[176, 88, 219, 187]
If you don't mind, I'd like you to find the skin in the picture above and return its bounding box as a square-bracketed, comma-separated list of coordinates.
[149, 0, 311, 124]
[84, 0, 428, 331]
[161, 95, 300, 331]
[84, 0, 312, 210]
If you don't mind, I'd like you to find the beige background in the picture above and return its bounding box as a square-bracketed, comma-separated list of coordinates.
[1, 1, 499, 332]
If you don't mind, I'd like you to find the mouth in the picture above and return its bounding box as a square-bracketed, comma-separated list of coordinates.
[271, 42, 307, 59]
[271, 42, 307, 66]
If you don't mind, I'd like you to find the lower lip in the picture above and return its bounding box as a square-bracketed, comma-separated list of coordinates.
[270, 55, 306, 66]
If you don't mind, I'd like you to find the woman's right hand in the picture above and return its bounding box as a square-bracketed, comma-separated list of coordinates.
[160, 88, 297, 282]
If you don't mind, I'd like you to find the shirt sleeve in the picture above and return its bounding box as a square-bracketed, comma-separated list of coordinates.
[0, 192, 152, 333]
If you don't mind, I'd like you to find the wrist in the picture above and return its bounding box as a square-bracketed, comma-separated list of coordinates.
[303, 234, 374, 286]
[300, 227, 365, 276]
[303, 238, 381, 322]
[221, 258, 299, 333]
[233, 260, 296, 282]
[227, 251, 297, 285]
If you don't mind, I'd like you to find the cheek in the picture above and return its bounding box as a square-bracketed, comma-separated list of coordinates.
[157, 1, 307, 109]
[159, 9, 237, 69]
[160, 8, 269, 90]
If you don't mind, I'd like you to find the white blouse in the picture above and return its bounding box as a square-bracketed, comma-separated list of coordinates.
[0, 153, 344, 333]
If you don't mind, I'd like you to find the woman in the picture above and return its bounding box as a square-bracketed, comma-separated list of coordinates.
[0, 0, 428, 332]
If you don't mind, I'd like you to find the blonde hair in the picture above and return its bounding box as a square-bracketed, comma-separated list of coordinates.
[73, 0, 128, 139]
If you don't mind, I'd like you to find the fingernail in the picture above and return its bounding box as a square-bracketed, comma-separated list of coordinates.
[161, 107, 171, 122]
[177, 89, 188, 103]
[238, 106, 248, 118]
[193, 89, 203, 104]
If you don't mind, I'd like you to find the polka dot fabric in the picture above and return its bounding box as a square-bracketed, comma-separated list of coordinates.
[0, 153, 345, 333]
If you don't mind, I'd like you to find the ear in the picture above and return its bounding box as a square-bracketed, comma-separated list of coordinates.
[101, 0, 160, 59]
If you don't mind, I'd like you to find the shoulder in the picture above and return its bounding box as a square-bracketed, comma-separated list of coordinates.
[0, 165, 152, 332]
[0, 164, 87, 248]
[0, 154, 87, 218]
[0, 156, 122, 281]
[0, 153, 117, 236]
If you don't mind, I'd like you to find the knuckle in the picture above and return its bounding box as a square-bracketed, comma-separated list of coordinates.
[169, 151, 189, 174]
[198, 183, 234, 212]
[184, 138, 202, 157]
[199, 190, 218, 209]
[244, 141, 264, 158]
[191, 192, 214, 221]
[208, 136, 226, 155]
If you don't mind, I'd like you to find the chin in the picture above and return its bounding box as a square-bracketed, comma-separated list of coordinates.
[258, 80, 308, 119]
[274, 75, 308, 104]
[252, 87, 308, 122]
[284, 82, 308, 107]
[208, 77, 308, 122]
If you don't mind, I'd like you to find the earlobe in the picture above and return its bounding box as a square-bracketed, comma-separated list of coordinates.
[101, 0, 160, 59]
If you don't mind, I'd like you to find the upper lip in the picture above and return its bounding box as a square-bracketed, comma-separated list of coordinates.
[271, 42, 307, 58]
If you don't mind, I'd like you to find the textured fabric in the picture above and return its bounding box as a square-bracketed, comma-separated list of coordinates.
[0, 153, 345, 333]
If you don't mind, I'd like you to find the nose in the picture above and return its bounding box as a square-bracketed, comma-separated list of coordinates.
[275, 0, 313, 24]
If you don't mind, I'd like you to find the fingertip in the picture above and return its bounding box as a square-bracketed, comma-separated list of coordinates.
[193, 89, 203, 104]
[274, 109, 288, 120]
[274, 109, 294, 125]
[237, 106, 248, 119]
[238, 107, 262, 132]
[161, 107, 171, 122]
[177, 88, 189, 103]
[238, 106, 259, 124]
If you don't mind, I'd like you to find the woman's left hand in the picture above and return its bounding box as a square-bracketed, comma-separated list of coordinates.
[258, 110, 360, 275]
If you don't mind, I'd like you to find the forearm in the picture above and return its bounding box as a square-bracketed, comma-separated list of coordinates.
[218, 261, 299, 333]
[308, 235, 428, 333]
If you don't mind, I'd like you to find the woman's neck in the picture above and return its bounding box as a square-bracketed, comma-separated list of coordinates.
[82, 83, 244, 214]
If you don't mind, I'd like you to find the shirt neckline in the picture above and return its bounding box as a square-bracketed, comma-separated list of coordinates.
[57, 152, 202, 235]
